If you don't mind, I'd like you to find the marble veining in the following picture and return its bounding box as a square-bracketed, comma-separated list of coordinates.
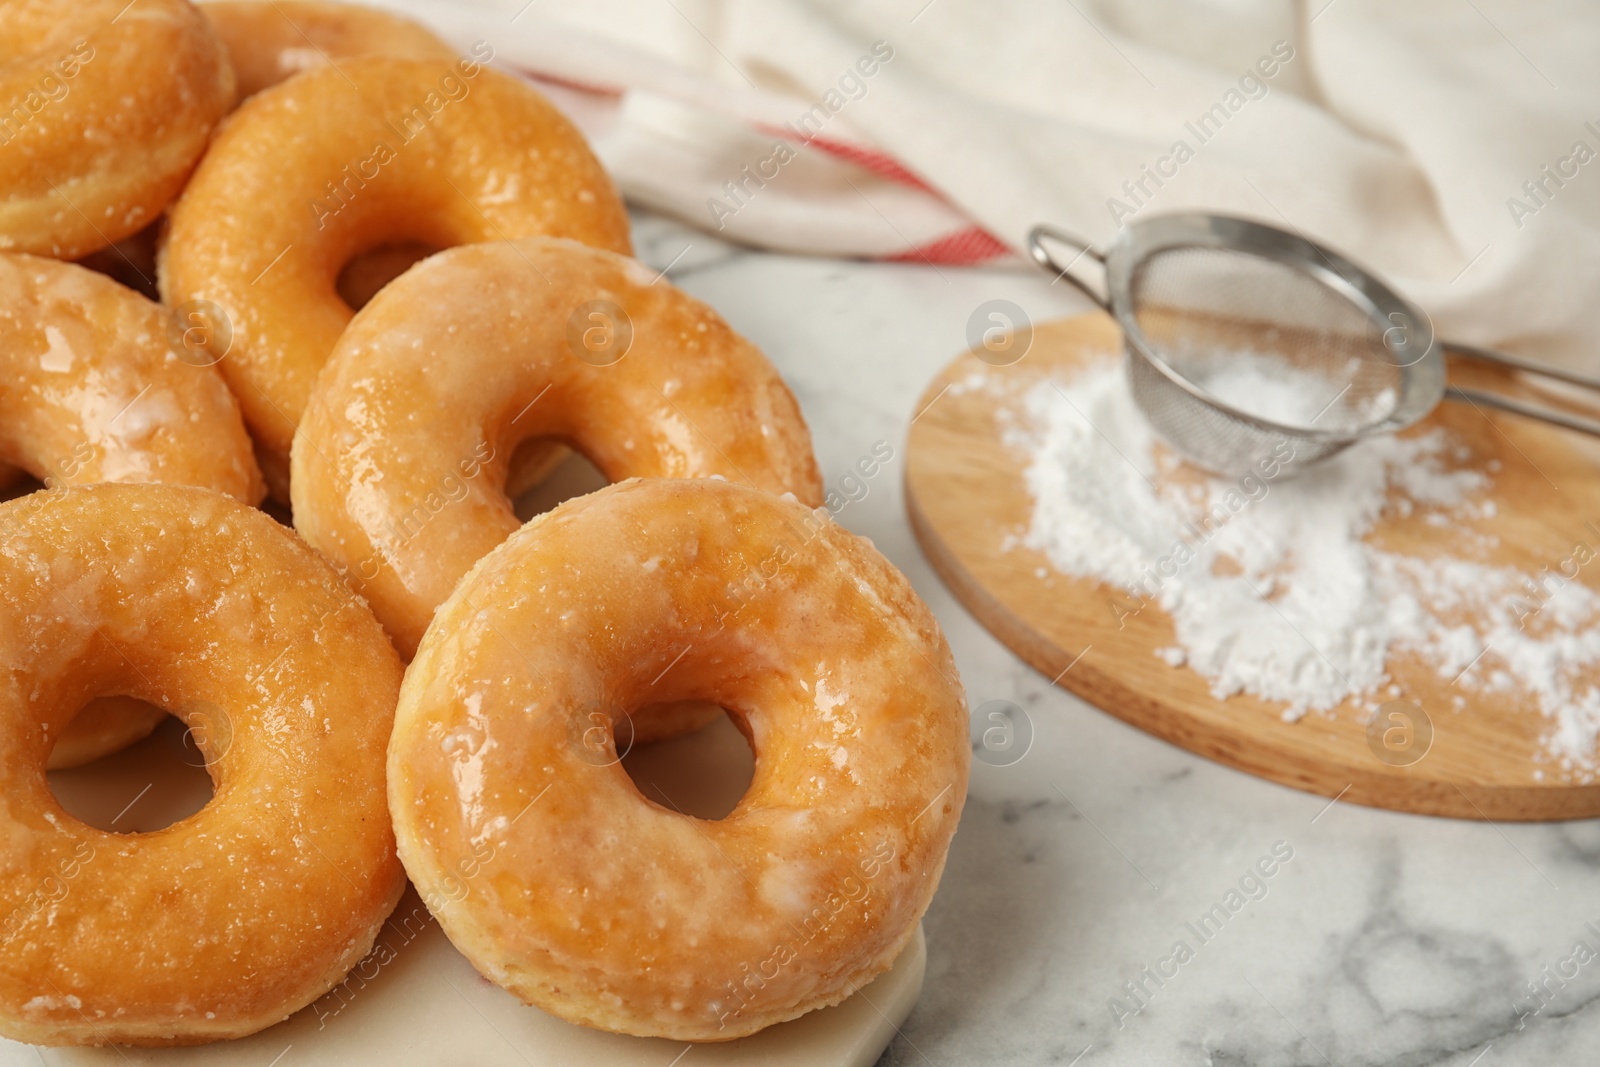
[624, 210, 1600, 1066]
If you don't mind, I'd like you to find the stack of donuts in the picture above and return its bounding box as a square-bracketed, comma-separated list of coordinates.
[0, 0, 969, 1050]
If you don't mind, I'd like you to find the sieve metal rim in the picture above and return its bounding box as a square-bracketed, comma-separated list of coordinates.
[1099, 214, 1447, 445]
[1031, 213, 1600, 456]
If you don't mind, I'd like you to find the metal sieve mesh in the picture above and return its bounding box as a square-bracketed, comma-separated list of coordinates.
[1030, 214, 1600, 479]
[1123, 245, 1411, 474]
[1027, 215, 1452, 477]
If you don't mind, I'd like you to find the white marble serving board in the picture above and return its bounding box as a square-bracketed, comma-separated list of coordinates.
[6, 711, 922, 1065]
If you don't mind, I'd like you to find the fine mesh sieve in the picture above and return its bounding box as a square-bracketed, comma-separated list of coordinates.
[1027, 214, 1600, 477]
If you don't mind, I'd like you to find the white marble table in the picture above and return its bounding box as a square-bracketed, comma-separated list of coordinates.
[626, 210, 1600, 1067]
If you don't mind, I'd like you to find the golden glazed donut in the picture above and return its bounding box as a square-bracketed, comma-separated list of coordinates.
[291, 237, 824, 659]
[0, 0, 234, 259]
[161, 55, 632, 498]
[389, 478, 969, 1040]
[0, 253, 264, 768]
[0, 483, 405, 1045]
[0, 254, 261, 506]
[201, 0, 456, 99]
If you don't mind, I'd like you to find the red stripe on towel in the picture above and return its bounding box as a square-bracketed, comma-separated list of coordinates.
[884, 226, 1012, 265]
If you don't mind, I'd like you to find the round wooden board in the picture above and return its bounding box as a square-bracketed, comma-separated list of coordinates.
[906, 312, 1600, 821]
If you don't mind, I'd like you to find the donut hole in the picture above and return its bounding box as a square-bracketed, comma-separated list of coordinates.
[620, 706, 755, 821]
[76, 219, 162, 301]
[48, 709, 218, 834]
[257, 494, 296, 528]
[0, 467, 46, 503]
[336, 240, 440, 310]
[511, 447, 608, 520]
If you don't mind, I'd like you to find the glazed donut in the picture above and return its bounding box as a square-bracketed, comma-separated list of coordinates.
[0, 483, 405, 1045]
[389, 478, 969, 1040]
[161, 55, 632, 498]
[291, 237, 824, 658]
[0, 253, 264, 768]
[201, 0, 456, 99]
[0, 0, 233, 259]
[0, 254, 261, 503]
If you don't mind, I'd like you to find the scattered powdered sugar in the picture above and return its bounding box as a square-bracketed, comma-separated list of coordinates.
[1004, 356, 1600, 776]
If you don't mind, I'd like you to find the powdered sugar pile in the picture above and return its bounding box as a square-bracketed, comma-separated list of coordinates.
[1186, 347, 1398, 431]
[999, 357, 1600, 776]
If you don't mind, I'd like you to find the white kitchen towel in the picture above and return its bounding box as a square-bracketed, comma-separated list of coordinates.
[370, 0, 1600, 366]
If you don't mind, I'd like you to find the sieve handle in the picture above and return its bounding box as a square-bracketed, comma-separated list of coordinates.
[1027, 224, 1109, 311]
[1442, 341, 1600, 438]
[1444, 386, 1600, 439]
[1443, 341, 1600, 393]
